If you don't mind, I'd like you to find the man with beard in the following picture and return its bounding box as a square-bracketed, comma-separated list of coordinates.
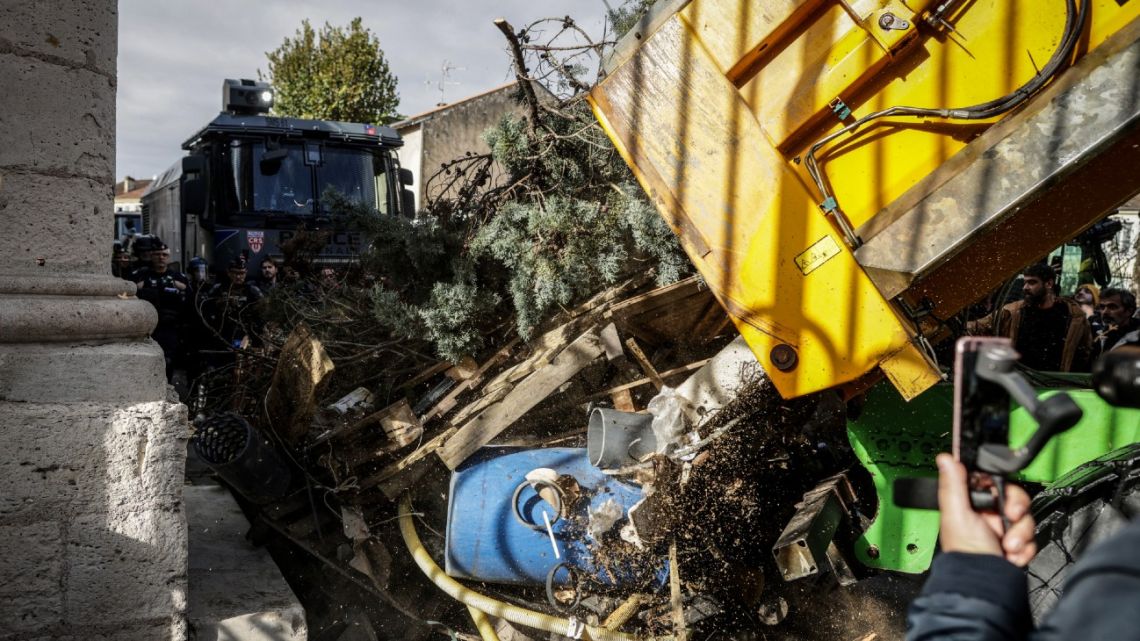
[973, 263, 1092, 372]
[253, 256, 279, 294]
[1094, 287, 1140, 357]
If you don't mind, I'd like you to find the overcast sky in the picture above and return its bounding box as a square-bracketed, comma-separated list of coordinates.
[116, 1, 612, 180]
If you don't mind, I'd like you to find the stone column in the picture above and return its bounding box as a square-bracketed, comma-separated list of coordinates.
[0, 2, 189, 639]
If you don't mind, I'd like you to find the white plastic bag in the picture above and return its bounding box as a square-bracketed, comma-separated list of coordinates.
[646, 386, 690, 454]
[587, 498, 624, 541]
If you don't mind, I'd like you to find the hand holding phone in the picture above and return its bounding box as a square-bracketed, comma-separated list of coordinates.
[934, 453, 1037, 566]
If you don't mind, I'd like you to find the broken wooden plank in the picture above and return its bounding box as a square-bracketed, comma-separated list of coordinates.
[480, 317, 590, 392]
[611, 387, 636, 412]
[374, 399, 423, 448]
[565, 273, 652, 319]
[606, 275, 705, 320]
[690, 298, 729, 342]
[448, 385, 512, 428]
[265, 323, 335, 446]
[625, 337, 664, 391]
[438, 330, 605, 470]
[399, 360, 450, 390]
[590, 359, 713, 399]
[419, 338, 519, 423]
[356, 426, 457, 494]
[441, 317, 600, 428]
[669, 540, 689, 641]
[444, 356, 479, 381]
[635, 289, 718, 339]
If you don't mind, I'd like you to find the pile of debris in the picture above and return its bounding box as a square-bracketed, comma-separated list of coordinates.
[191, 274, 871, 640]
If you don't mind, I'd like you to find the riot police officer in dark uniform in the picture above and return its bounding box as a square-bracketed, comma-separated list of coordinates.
[134, 243, 190, 381]
[200, 256, 264, 368]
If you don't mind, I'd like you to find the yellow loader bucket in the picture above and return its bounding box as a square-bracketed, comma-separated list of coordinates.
[589, 0, 1140, 400]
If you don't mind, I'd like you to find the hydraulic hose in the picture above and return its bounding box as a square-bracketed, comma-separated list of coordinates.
[397, 494, 647, 641]
[804, 0, 1088, 247]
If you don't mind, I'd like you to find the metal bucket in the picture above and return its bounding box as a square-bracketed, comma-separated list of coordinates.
[587, 408, 657, 469]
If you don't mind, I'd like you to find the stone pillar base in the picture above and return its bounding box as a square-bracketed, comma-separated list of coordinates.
[0, 399, 189, 639]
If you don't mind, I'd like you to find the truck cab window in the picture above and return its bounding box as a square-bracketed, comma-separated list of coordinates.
[317, 147, 390, 215]
[229, 140, 315, 215]
[226, 139, 392, 217]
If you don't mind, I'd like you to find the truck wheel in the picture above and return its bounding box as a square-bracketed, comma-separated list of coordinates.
[1026, 443, 1140, 623]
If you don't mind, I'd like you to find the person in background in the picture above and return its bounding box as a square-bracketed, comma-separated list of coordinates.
[111, 244, 132, 280]
[254, 256, 279, 294]
[970, 263, 1092, 372]
[200, 257, 264, 366]
[186, 256, 210, 291]
[127, 235, 162, 281]
[1093, 287, 1140, 357]
[1074, 283, 1104, 338]
[134, 244, 189, 381]
[181, 256, 213, 399]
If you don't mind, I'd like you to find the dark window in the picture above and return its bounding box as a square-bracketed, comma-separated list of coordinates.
[223, 139, 391, 216]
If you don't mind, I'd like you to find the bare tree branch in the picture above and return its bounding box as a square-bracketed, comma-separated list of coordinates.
[494, 18, 542, 137]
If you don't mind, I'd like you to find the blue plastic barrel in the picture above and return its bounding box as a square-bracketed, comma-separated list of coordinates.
[444, 447, 665, 587]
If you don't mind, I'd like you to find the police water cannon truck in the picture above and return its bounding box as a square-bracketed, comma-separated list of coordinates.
[141, 78, 414, 275]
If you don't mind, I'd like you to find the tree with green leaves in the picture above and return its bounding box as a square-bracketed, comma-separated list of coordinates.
[263, 18, 400, 124]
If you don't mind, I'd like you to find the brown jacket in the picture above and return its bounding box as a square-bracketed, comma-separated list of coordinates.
[972, 298, 1093, 372]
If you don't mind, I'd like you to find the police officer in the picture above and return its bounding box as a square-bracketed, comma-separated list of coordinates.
[111, 243, 132, 280]
[200, 256, 263, 367]
[134, 243, 190, 381]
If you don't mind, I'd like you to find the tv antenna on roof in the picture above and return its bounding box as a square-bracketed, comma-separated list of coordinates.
[426, 59, 464, 107]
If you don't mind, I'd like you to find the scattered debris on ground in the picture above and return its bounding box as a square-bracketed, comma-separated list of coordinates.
[188, 273, 913, 640]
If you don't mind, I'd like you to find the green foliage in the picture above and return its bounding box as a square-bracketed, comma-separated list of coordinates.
[607, 0, 659, 38]
[263, 18, 400, 124]
[613, 185, 692, 284]
[483, 115, 532, 177]
[419, 279, 502, 363]
[472, 197, 629, 337]
[369, 287, 421, 341]
[323, 191, 501, 362]
[325, 191, 461, 302]
[467, 104, 692, 339]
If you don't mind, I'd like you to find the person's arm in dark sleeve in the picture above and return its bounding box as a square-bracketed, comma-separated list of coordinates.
[907, 455, 1039, 641]
[907, 552, 1032, 641]
[1036, 519, 1140, 641]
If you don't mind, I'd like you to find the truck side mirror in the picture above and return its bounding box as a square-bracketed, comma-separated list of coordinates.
[399, 167, 414, 187]
[181, 155, 208, 218]
[401, 188, 416, 219]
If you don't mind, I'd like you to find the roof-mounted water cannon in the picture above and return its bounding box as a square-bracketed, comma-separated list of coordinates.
[223, 78, 274, 115]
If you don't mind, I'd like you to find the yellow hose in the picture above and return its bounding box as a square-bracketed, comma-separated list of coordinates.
[467, 604, 502, 641]
[397, 494, 645, 641]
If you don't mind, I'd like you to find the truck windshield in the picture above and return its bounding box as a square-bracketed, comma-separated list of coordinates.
[317, 146, 390, 214]
[227, 140, 391, 216]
